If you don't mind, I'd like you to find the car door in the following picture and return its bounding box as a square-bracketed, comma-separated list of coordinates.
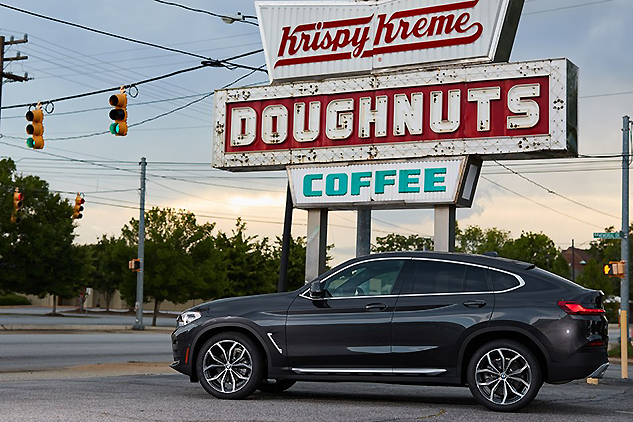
[285, 257, 410, 373]
[390, 259, 495, 379]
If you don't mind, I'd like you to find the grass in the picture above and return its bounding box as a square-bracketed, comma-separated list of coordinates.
[608, 342, 633, 359]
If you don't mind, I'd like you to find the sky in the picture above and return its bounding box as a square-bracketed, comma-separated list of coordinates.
[1, 0, 632, 267]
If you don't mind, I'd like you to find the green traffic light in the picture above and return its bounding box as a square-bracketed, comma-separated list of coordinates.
[26, 137, 35, 148]
[109, 123, 118, 135]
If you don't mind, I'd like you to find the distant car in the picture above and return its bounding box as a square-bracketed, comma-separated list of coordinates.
[171, 252, 609, 412]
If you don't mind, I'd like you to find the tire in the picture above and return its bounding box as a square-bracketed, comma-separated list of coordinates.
[196, 332, 264, 400]
[467, 340, 543, 412]
[258, 379, 296, 394]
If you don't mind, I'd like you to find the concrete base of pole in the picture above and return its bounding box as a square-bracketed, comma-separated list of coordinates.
[356, 209, 371, 257]
[305, 209, 328, 283]
[434, 205, 456, 252]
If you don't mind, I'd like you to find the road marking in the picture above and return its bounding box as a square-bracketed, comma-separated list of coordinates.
[615, 411, 633, 415]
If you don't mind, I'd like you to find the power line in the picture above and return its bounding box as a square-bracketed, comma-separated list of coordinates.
[524, 0, 615, 15]
[153, 0, 258, 26]
[0, 2, 265, 72]
[494, 160, 620, 219]
[481, 176, 605, 229]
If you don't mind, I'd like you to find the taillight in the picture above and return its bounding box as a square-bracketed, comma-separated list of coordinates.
[558, 301, 605, 315]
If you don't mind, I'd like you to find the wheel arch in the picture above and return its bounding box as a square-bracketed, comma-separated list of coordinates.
[189, 321, 272, 383]
[458, 327, 551, 384]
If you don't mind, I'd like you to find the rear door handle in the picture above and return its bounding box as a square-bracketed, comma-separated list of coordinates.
[463, 300, 486, 308]
[365, 303, 387, 312]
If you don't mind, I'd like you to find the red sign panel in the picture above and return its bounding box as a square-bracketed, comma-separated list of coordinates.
[225, 76, 549, 154]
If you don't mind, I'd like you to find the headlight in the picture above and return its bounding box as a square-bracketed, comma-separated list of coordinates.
[177, 311, 202, 327]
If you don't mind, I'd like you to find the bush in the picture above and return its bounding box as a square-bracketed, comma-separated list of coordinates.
[0, 293, 31, 306]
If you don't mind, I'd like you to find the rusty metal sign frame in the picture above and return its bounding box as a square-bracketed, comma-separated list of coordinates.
[213, 58, 578, 171]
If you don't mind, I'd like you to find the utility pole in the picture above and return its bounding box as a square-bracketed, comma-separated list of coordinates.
[622, 116, 631, 378]
[133, 157, 147, 330]
[0, 34, 29, 127]
[571, 239, 575, 282]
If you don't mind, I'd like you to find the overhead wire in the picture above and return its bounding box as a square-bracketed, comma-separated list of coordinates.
[493, 160, 620, 219]
[0, 2, 266, 72]
[153, 0, 258, 26]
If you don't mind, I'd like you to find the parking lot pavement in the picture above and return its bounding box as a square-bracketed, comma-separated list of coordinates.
[1, 372, 631, 422]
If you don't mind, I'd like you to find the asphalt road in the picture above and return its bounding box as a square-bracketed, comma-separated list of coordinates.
[0, 332, 173, 372]
[1, 373, 632, 422]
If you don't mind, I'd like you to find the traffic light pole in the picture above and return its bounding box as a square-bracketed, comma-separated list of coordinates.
[0, 35, 29, 129]
[133, 157, 147, 330]
[622, 116, 631, 378]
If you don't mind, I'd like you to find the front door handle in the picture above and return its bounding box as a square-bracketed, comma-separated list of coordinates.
[365, 303, 387, 312]
[463, 300, 486, 308]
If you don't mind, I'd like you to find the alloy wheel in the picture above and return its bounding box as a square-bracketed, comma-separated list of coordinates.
[202, 339, 253, 394]
[474, 347, 532, 406]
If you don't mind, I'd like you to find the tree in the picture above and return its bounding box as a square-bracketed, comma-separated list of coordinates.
[372, 233, 434, 252]
[501, 232, 570, 278]
[272, 235, 307, 291]
[575, 258, 615, 296]
[0, 158, 83, 313]
[215, 219, 277, 297]
[190, 235, 229, 301]
[88, 235, 135, 311]
[121, 207, 215, 326]
[456, 225, 511, 255]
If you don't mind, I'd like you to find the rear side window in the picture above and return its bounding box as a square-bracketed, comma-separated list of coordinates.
[490, 270, 521, 291]
[412, 261, 491, 294]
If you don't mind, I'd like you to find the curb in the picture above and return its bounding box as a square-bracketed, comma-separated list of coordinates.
[0, 324, 173, 332]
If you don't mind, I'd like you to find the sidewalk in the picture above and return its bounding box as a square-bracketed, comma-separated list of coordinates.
[0, 306, 175, 331]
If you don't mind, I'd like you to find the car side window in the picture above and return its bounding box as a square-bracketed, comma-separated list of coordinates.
[412, 261, 491, 294]
[323, 259, 405, 297]
[490, 270, 521, 291]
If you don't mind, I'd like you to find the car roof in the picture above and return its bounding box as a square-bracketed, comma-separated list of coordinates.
[353, 251, 535, 272]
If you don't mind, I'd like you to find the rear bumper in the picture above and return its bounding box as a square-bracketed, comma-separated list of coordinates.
[548, 347, 609, 383]
[588, 362, 609, 379]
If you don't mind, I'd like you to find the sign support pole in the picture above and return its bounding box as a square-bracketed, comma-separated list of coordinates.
[278, 183, 293, 292]
[622, 115, 631, 378]
[356, 209, 371, 257]
[305, 209, 328, 283]
[434, 205, 456, 252]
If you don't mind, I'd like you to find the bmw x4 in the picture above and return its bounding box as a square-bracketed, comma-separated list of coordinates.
[171, 252, 609, 412]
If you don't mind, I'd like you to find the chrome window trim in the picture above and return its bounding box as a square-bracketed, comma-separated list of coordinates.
[300, 256, 526, 300]
[299, 257, 411, 300]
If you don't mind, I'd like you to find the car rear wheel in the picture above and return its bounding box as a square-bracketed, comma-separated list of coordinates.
[467, 340, 542, 412]
[196, 332, 264, 399]
[257, 379, 296, 393]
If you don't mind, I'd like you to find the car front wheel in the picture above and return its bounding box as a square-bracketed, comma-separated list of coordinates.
[196, 332, 264, 400]
[467, 340, 542, 412]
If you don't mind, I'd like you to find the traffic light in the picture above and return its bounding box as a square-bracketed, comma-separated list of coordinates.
[11, 189, 24, 224]
[25, 108, 44, 149]
[73, 193, 85, 220]
[109, 92, 128, 136]
[129, 259, 141, 272]
[603, 261, 625, 278]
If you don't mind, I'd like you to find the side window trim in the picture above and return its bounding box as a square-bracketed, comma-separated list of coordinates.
[300, 257, 412, 300]
[400, 258, 525, 297]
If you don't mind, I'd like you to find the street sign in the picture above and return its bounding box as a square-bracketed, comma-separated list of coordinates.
[593, 232, 622, 239]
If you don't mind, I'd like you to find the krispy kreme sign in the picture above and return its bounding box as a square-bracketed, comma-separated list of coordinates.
[256, 0, 525, 82]
[212, 59, 578, 171]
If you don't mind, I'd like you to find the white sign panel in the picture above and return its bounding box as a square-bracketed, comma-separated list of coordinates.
[288, 157, 481, 209]
[256, 0, 525, 82]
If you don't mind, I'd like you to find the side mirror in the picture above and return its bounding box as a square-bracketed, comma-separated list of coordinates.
[309, 282, 326, 300]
